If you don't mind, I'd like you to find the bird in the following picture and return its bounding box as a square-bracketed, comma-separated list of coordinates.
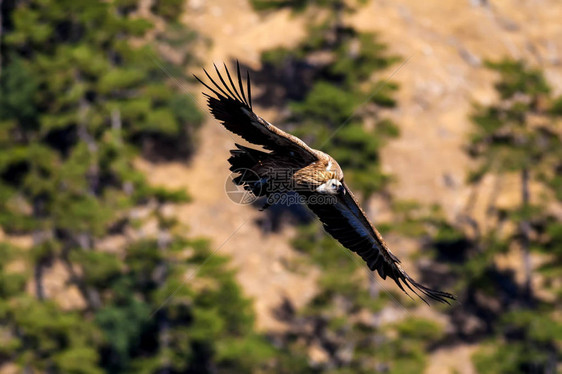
[195, 62, 455, 304]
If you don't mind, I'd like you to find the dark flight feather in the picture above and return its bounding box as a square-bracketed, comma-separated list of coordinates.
[194, 62, 318, 161]
[303, 183, 455, 305]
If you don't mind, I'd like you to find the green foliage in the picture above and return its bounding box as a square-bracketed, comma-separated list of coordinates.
[151, 0, 185, 22]
[484, 59, 550, 100]
[5, 297, 102, 373]
[328, 123, 390, 197]
[0, 1, 289, 373]
[460, 59, 562, 373]
[94, 237, 281, 373]
[550, 96, 562, 116]
[290, 81, 358, 125]
[378, 318, 444, 374]
[250, 0, 316, 12]
[0, 244, 27, 300]
[292, 222, 364, 297]
[0, 58, 38, 126]
[473, 310, 561, 374]
[468, 60, 561, 172]
[250, 0, 369, 13]
[69, 251, 122, 288]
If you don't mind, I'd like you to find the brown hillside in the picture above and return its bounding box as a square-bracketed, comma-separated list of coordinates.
[139, 0, 562, 372]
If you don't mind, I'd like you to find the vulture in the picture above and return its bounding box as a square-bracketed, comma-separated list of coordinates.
[195, 62, 455, 304]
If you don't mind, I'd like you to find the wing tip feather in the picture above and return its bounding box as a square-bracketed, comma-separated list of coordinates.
[402, 273, 457, 305]
[195, 62, 253, 111]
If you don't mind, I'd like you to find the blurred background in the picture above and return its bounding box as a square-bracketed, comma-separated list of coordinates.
[1, 0, 561, 373]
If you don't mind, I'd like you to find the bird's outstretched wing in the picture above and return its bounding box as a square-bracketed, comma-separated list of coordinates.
[304, 182, 456, 304]
[195, 62, 318, 163]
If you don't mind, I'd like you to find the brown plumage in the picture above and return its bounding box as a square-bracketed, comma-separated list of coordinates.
[195, 62, 455, 305]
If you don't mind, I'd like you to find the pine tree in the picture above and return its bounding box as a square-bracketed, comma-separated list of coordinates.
[424, 59, 562, 373]
[0, 1, 288, 372]
[467, 59, 560, 300]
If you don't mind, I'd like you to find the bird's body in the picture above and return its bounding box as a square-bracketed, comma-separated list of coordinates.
[235, 148, 342, 192]
[196, 62, 455, 304]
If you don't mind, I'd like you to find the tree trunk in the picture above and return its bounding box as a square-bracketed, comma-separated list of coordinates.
[485, 174, 503, 230]
[158, 315, 171, 374]
[31, 201, 48, 301]
[520, 167, 532, 301]
[33, 259, 45, 300]
[327, 0, 344, 48]
[67, 91, 103, 309]
[78, 96, 99, 195]
[61, 251, 102, 310]
[111, 108, 122, 144]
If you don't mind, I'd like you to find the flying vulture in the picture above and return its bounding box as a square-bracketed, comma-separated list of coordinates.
[195, 62, 455, 304]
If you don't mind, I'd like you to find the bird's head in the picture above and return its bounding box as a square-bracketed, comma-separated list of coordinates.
[316, 178, 344, 195]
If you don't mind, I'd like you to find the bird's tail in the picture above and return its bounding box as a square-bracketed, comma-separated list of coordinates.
[228, 143, 264, 171]
[228, 143, 269, 197]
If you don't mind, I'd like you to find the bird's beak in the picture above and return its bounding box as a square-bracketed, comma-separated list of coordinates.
[337, 184, 345, 194]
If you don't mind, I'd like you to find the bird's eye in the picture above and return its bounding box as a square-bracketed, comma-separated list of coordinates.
[331, 182, 336, 188]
